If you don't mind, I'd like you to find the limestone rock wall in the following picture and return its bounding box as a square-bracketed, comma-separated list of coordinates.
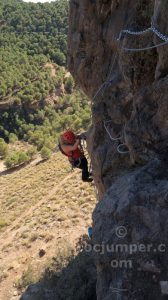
[68, 0, 168, 299]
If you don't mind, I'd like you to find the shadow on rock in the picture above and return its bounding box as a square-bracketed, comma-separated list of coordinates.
[20, 235, 97, 300]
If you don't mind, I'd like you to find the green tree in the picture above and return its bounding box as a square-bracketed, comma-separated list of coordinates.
[64, 77, 75, 93]
[53, 50, 66, 65]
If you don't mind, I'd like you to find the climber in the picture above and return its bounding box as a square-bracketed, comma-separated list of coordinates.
[59, 130, 93, 182]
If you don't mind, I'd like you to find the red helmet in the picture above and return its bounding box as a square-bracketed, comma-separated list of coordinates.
[62, 130, 76, 144]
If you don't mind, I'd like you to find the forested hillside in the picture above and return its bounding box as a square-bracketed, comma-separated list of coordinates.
[0, 0, 91, 162]
[0, 0, 67, 64]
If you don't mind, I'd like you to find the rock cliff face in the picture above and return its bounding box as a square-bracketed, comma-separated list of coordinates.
[68, 0, 168, 299]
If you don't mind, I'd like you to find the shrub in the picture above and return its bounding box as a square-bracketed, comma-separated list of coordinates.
[9, 133, 18, 144]
[43, 137, 55, 150]
[0, 218, 8, 229]
[16, 265, 36, 289]
[40, 146, 52, 160]
[4, 152, 19, 169]
[64, 77, 75, 93]
[18, 151, 29, 165]
[0, 138, 8, 158]
[28, 131, 44, 150]
[4, 150, 29, 169]
[27, 146, 37, 160]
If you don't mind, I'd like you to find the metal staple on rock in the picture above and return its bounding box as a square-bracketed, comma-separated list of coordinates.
[151, 21, 168, 41]
[88, 19, 168, 200]
[117, 21, 168, 51]
[110, 286, 138, 298]
[117, 27, 151, 40]
[90, 16, 165, 106]
[91, 20, 168, 148]
[111, 287, 128, 293]
[104, 120, 129, 155]
[120, 40, 168, 52]
[104, 121, 121, 141]
[117, 144, 129, 154]
[91, 21, 166, 102]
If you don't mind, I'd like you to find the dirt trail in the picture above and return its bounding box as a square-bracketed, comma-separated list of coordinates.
[0, 171, 76, 251]
[0, 161, 5, 173]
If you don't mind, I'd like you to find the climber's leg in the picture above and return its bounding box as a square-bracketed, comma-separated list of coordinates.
[80, 157, 89, 181]
[73, 156, 92, 182]
[78, 157, 92, 181]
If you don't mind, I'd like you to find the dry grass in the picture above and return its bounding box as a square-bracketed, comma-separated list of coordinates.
[0, 152, 96, 299]
[0, 152, 70, 228]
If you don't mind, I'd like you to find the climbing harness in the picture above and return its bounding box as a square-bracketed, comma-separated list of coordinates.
[58, 142, 81, 164]
[117, 20, 168, 52]
[71, 157, 82, 168]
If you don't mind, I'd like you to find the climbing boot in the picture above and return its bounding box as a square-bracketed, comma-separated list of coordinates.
[83, 177, 93, 182]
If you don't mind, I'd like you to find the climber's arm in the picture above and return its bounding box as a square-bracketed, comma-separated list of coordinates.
[61, 139, 80, 153]
[76, 131, 87, 140]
